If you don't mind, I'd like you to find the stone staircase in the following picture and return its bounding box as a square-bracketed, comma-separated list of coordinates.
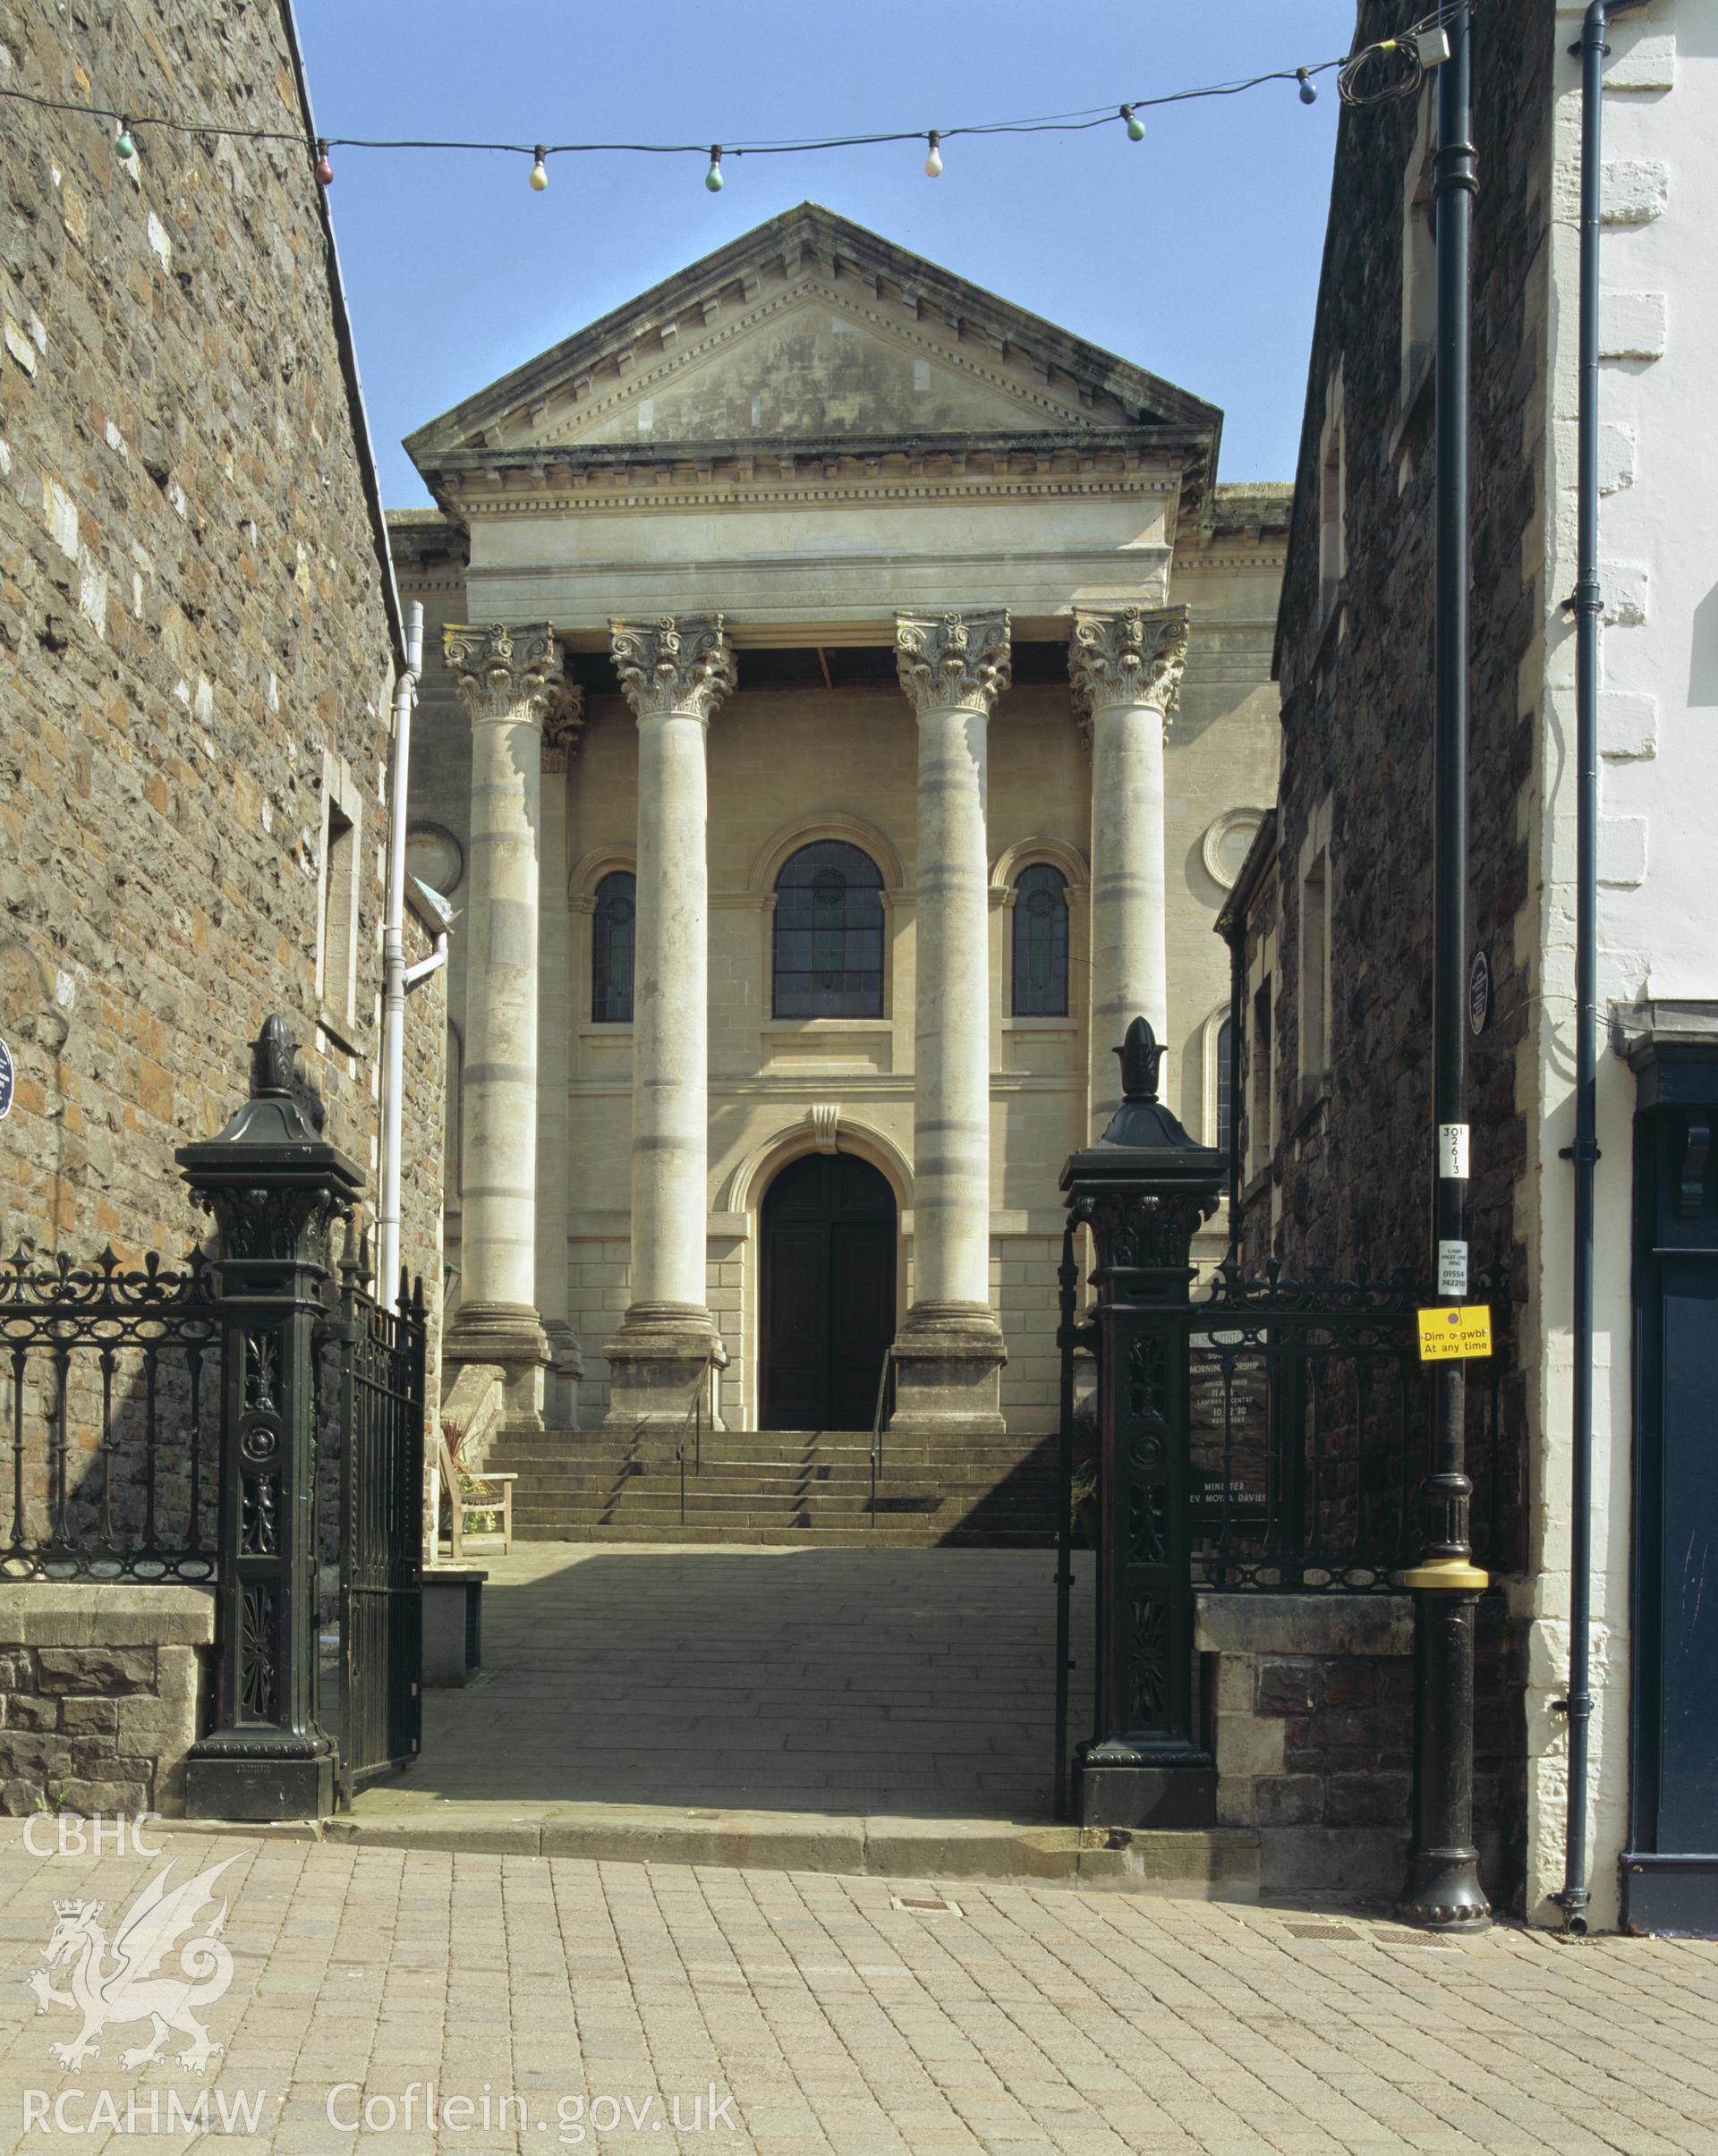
[476, 1428, 1061, 1547]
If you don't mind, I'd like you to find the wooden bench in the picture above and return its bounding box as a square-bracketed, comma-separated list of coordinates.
[437, 1432, 516, 1559]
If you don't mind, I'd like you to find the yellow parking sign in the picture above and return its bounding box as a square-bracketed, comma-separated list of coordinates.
[1416, 1305, 1493, 1362]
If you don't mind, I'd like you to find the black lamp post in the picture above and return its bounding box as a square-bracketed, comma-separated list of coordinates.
[1399, 0, 1492, 1933]
[179, 1017, 363, 1820]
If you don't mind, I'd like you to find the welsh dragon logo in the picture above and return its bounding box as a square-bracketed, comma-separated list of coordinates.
[27, 1856, 235, 2074]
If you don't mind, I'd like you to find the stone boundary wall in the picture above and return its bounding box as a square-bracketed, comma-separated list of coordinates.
[1197, 1591, 1518, 1904]
[0, 1587, 214, 1818]
[1198, 1594, 1415, 1897]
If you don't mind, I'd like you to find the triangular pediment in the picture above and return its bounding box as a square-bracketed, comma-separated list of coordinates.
[406, 204, 1220, 470]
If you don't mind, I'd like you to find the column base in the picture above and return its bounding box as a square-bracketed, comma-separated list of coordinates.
[601, 1302, 717, 1439]
[1075, 1741, 1217, 1830]
[886, 1300, 1008, 1439]
[444, 1302, 549, 1430]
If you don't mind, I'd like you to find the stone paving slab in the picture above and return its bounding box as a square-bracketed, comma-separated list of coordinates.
[1, 1829, 1715, 2155]
[379, 1543, 1090, 1824]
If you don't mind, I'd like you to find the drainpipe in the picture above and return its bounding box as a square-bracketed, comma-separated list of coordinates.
[378, 600, 425, 1312]
[1559, 0, 1647, 1940]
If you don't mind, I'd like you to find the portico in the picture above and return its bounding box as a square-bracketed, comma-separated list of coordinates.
[394, 203, 1287, 1450]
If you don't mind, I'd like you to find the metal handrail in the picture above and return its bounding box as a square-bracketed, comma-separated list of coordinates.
[672, 1349, 718, 1526]
[867, 1345, 896, 1524]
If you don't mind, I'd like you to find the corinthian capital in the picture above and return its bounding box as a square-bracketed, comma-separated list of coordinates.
[540, 684, 585, 773]
[1069, 606, 1190, 725]
[443, 623, 563, 726]
[610, 615, 735, 725]
[895, 610, 1012, 719]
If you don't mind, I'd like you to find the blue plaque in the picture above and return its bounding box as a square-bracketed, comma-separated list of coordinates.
[0, 1036, 12, 1120]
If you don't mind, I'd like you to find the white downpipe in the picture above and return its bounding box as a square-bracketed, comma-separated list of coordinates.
[378, 600, 425, 1312]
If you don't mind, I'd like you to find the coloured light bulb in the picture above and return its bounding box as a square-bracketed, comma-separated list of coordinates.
[1122, 105, 1145, 142]
[705, 147, 724, 192]
[923, 131, 943, 177]
[530, 148, 549, 191]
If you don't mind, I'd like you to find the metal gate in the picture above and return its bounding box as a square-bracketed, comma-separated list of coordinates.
[334, 1244, 425, 1804]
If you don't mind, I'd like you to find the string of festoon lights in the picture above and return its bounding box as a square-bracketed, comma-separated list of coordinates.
[0, 10, 1465, 195]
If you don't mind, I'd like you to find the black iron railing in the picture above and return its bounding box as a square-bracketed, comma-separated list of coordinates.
[1189, 1257, 1511, 1592]
[0, 1246, 222, 1582]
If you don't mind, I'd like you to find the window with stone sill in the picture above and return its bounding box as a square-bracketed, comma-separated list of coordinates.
[316, 778, 360, 1035]
[772, 840, 884, 1019]
[1300, 847, 1331, 1087]
[1249, 977, 1275, 1177]
[591, 870, 635, 1024]
[1011, 862, 1070, 1017]
[1316, 369, 1346, 621]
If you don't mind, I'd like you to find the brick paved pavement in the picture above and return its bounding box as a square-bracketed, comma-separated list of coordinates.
[3, 1828, 1716, 2155]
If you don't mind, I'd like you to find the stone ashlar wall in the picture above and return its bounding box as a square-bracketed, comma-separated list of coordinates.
[0, 1587, 214, 1816]
[0, 1, 438, 1294]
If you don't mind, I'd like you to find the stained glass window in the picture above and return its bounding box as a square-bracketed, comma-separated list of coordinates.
[1216, 1018, 1234, 1153]
[772, 841, 884, 1018]
[1012, 862, 1069, 1016]
[591, 870, 635, 1023]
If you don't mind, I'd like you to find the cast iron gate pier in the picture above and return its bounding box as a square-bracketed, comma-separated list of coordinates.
[3, 1018, 427, 1820]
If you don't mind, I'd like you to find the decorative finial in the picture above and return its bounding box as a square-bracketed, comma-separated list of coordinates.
[251, 1016, 297, 1098]
[1115, 1017, 1165, 1103]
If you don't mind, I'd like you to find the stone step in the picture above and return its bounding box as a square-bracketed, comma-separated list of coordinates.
[508, 1518, 1057, 1549]
[472, 1427, 1062, 1549]
[509, 1431, 1057, 1464]
[322, 1804, 1261, 1904]
[493, 1464, 1059, 1497]
[507, 1494, 1054, 1525]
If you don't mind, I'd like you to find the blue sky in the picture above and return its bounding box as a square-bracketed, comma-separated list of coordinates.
[293, 0, 1353, 507]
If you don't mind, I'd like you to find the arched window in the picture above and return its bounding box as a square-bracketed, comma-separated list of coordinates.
[1012, 862, 1069, 1016]
[591, 870, 635, 1023]
[773, 840, 884, 1018]
[1215, 1017, 1234, 1154]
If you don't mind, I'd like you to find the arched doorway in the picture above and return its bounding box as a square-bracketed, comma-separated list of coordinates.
[760, 1153, 897, 1430]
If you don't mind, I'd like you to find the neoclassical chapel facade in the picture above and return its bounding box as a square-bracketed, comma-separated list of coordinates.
[391, 205, 1286, 1440]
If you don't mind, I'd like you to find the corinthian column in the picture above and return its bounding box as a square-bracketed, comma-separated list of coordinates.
[1070, 606, 1189, 1132]
[892, 610, 1009, 1439]
[602, 615, 735, 1436]
[538, 686, 585, 1426]
[443, 623, 561, 1423]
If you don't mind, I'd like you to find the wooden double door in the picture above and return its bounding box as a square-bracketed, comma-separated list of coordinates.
[760, 1153, 897, 1431]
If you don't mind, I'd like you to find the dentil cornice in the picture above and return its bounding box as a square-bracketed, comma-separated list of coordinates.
[894, 610, 1012, 718]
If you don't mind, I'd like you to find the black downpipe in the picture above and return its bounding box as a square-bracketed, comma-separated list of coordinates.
[1561, 0, 1647, 1940]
